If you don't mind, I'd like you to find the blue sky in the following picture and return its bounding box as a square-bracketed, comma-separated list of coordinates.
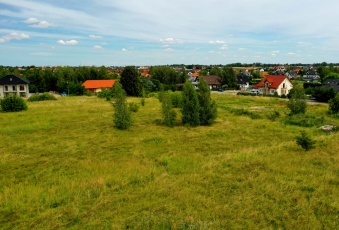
[0, 0, 338, 66]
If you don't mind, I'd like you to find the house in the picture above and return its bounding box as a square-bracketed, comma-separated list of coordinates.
[303, 70, 320, 82]
[237, 73, 250, 90]
[323, 79, 339, 92]
[82, 80, 116, 93]
[253, 75, 293, 96]
[285, 71, 298, 79]
[183, 75, 222, 90]
[0, 74, 30, 98]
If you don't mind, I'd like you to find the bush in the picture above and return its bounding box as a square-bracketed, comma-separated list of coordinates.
[28, 93, 57, 102]
[296, 131, 316, 151]
[282, 114, 325, 127]
[230, 108, 261, 119]
[328, 93, 339, 115]
[170, 92, 183, 108]
[97, 88, 113, 101]
[313, 87, 336, 102]
[129, 102, 140, 112]
[0, 96, 28, 112]
[287, 87, 307, 115]
[140, 98, 145, 106]
[267, 110, 280, 121]
[113, 83, 132, 130]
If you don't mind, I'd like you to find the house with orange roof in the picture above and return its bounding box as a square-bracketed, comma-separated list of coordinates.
[253, 75, 293, 96]
[82, 80, 116, 93]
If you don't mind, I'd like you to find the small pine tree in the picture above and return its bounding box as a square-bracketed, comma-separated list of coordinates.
[287, 87, 307, 115]
[296, 131, 316, 151]
[197, 77, 217, 125]
[329, 93, 339, 115]
[112, 83, 132, 130]
[162, 92, 177, 127]
[182, 81, 200, 126]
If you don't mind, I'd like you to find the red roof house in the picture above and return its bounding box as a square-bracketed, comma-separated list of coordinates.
[253, 75, 293, 96]
[82, 80, 116, 93]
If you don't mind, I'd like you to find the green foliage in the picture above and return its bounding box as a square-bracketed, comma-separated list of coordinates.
[97, 88, 114, 100]
[282, 114, 325, 127]
[287, 87, 307, 115]
[140, 98, 145, 106]
[296, 131, 316, 151]
[120, 66, 142, 96]
[129, 102, 139, 112]
[197, 77, 217, 125]
[150, 66, 180, 89]
[221, 66, 237, 89]
[161, 92, 177, 127]
[112, 83, 132, 129]
[328, 93, 339, 115]
[0, 95, 28, 112]
[267, 110, 280, 121]
[182, 81, 200, 126]
[169, 91, 183, 108]
[313, 87, 336, 102]
[230, 108, 262, 119]
[27, 93, 57, 102]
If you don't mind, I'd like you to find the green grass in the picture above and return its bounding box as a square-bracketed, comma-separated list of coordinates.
[0, 95, 338, 229]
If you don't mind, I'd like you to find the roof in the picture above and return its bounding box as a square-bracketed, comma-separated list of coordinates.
[253, 75, 288, 89]
[202, 75, 222, 85]
[0, 74, 30, 85]
[324, 79, 339, 92]
[82, 80, 116, 89]
[237, 73, 249, 84]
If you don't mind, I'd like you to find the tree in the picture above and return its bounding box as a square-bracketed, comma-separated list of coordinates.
[287, 86, 307, 115]
[296, 131, 316, 151]
[222, 66, 237, 89]
[182, 81, 200, 126]
[162, 91, 177, 127]
[112, 83, 132, 129]
[329, 93, 339, 115]
[197, 77, 217, 125]
[120, 66, 142, 96]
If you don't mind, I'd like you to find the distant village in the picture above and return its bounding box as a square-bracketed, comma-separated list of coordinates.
[1, 63, 339, 100]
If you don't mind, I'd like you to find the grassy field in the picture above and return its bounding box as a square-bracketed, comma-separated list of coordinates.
[0, 94, 338, 229]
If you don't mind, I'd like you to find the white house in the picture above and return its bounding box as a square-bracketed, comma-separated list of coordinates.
[253, 75, 293, 96]
[0, 74, 30, 98]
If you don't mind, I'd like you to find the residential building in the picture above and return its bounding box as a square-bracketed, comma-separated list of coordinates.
[0, 74, 30, 98]
[253, 75, 293, 96]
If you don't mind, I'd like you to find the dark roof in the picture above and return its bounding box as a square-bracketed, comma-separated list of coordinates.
[324, 79, 339, 92]
[237, 73, 249, 84]
[0, 74, 30, 85]
[202, 75, 222, 85]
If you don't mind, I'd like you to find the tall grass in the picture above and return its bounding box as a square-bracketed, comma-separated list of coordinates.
[0, 95, 338, 229]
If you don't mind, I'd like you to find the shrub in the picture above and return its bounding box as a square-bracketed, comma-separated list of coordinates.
[97, 88, 113, 101]
[296, 131, 316, 151]
[129, 102, 140, 112]
[162, 92, 177, 127]
[313, 87, 336, 102]
[282, 114, 325, 127]
[0, 95, 28, 112]
[113, 83, 132, 130]
[28, 93, 57, 102]
[140, 98, 145, 106]
[267, 110, 280, 121]
[287, 87, 307, 115]
[170, 92, 183, 108]
[230, 108, 261, 119]
[328, 93, 339, 115]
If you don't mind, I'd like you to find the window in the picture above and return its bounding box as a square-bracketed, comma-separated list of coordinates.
[12, 86, 16, 91]
[20, 85, 25, 91]
[5, 86, 8, 91]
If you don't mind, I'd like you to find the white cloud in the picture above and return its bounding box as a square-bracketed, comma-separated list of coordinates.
[93, 45, 102, 49]
[220, 45, 227, 50]
[238, 48, 246, 51]
[57, 39, 78, 45]
[0, 32, 30, 43]
[209, 40, 226, 44]
[122, 48, 127, 52]
[89, 35, 102, 39]
[24, 17, 53, 28]
[31, 21, 52, 28]
[24, 17, 39, 24]
[164, 48, 173, 52]
[160, 38, 181, 44]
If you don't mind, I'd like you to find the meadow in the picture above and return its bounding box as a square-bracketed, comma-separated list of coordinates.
[0, 94, 338, 229]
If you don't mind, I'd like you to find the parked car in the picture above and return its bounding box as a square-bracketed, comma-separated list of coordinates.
[250, 89, 260, 94]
